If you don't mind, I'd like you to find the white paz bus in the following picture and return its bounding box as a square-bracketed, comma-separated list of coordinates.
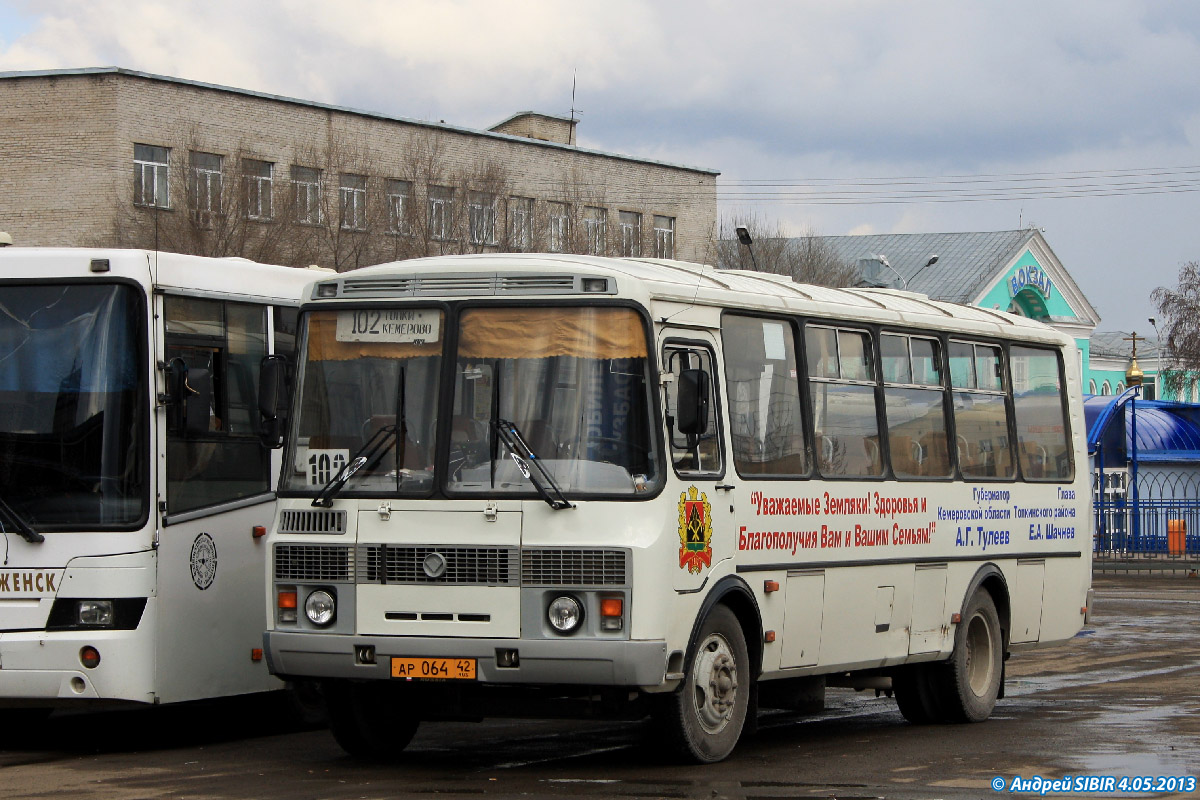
[262, 253, 1092, 762]
[0, 248, 313, 715]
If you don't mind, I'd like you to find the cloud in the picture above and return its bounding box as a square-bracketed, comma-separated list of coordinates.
[1, 0, 1198, 333]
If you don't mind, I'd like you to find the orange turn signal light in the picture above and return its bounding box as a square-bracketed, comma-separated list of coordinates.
[950, 612, 962, 624]
[764, 580, 780, 593]
[278, 590, 298, 609]
[764, 630, 776, 643]
[600, 598, 623, 617]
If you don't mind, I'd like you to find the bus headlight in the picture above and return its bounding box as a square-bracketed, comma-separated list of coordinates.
[77, 600, 114, 627]
[547, 595, 582, 634]
[304, 590, 336, 626]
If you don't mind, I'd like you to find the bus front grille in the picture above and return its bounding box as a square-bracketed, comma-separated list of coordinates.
[274, 544, 355, 582]
[358, 545, 520, 586]
[521, 549, 629, 586]
[278, 509, 348, 535]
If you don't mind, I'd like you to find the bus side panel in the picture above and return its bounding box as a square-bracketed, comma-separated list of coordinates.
[154, 503, 282, 704]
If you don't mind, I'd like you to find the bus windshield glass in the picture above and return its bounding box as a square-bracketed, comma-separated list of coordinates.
[283, 305, 659, 500]
[285, 308, 444, 496]
[447, 306, 658, 497]
[0, 283, 148, 529]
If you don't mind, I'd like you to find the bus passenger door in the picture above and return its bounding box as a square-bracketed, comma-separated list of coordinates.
[661, 336, 732, 593]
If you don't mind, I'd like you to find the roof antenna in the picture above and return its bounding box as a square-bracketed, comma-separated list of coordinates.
[568, 70, 581, 145]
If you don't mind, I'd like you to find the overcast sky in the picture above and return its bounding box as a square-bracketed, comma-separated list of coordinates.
[2, 0, 1198, 335]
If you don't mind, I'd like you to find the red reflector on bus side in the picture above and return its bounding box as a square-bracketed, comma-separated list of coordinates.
[951, 613, 962, 624]
[764, 580, 780, 593]
[764, 630, 776, 643]
[278, 591, 298, 609]
[252, 525, 267, 538]
[251, 648, 263, 662]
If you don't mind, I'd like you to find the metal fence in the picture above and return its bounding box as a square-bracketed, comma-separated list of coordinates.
[1093, 469, 1200, 561]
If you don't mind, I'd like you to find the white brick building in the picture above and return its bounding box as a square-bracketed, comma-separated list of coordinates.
[0, 68, 718, 270]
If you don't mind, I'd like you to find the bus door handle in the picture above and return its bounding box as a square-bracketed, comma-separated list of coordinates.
[716, 484, 736, 492]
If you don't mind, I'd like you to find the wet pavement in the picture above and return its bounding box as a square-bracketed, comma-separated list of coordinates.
[2, 573, 1197, 799]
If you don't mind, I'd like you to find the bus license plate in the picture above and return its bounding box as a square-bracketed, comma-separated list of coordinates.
[391, 657, 476, 680]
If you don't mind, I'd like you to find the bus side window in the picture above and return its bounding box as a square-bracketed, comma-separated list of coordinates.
[949, 340, 1014, 479]
[805, 325, 884, 478]
[164, 296, 271, 516]
[1009, 345, 1073, 481]
[882, 334, 950, 478]
[664, 345, 723, 476]
[721, 314, 808, 477]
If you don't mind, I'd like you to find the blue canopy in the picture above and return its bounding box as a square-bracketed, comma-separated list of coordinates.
[1085, 392, 1200, 465]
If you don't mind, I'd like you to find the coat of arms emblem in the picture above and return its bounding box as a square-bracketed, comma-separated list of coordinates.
[678, 486, 713, 574]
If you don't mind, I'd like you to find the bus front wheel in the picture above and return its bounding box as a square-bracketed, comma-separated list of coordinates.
[658, 604, 750, 763]
[324, 680, 420, 760]
[941, 589, 1003, 722]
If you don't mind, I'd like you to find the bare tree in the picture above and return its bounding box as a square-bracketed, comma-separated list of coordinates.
[1151, 260, 1200, 396]
[712, 211, 858, 287]
[115, 128, 248, 258]
[113, 124, 679, 272]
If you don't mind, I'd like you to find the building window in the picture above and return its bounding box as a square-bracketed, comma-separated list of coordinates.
[428, 186, 454, 241]
[134, 144, 170, 208]
[1088, 379, 1097, 394]
[340, 173, 367, 231]
[292, 166, 322, 225]
[468, 192, 497, 246]
[619, 211, 642, 257]
[653, 215, 676, 259]
[243, 159, 273, 221]
[386, 179, 412, 234]
[1101, 381, 1111, 395]
[547, 202, 570, 253]
[189, 152, 224, 225]
[509, 196, 533, 251]
[584, 206, 607, 256]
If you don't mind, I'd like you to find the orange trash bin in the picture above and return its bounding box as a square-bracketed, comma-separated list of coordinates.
[1168, 519, 1187, 555]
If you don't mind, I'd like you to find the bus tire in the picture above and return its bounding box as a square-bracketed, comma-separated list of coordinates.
[941, 589, 1003, 722]
[659, 604, 749, 763]
[893, 665, 943, 724]
[324, 681, 419, 760]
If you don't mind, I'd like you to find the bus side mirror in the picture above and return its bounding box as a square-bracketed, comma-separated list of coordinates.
[166, 357, 213, 437]
[676, 368, 710, 435]
[258, 354, 288, 449]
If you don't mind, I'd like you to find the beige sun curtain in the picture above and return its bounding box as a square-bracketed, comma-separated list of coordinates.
[308, 307, 646, 362]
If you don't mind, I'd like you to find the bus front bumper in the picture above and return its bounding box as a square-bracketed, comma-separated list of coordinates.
[0, 630, 155, 703]
[265, 630, 669, 687]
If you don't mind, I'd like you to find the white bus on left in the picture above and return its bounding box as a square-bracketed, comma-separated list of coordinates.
[0, 248, 313, 716]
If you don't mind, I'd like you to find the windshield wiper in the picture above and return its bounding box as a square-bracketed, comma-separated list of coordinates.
[0, 494, 43, 543]
[491, 418, 574, 511]
[313, 367, 405, 508]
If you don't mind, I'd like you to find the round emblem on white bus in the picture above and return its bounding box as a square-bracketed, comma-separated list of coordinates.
[190, 533, 218, 590]
[422, 552, 447, 579]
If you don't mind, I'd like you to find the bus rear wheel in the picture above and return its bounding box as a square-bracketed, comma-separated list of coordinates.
[658, 604, 750, 763]
[940, 589, 1003, 722]
[324, 681, 420, 760]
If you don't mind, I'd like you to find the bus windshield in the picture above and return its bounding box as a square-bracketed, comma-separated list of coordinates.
[283, 305, 659, 499]
[447, 306, 658, 497]
[0, 283, 148, 529]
